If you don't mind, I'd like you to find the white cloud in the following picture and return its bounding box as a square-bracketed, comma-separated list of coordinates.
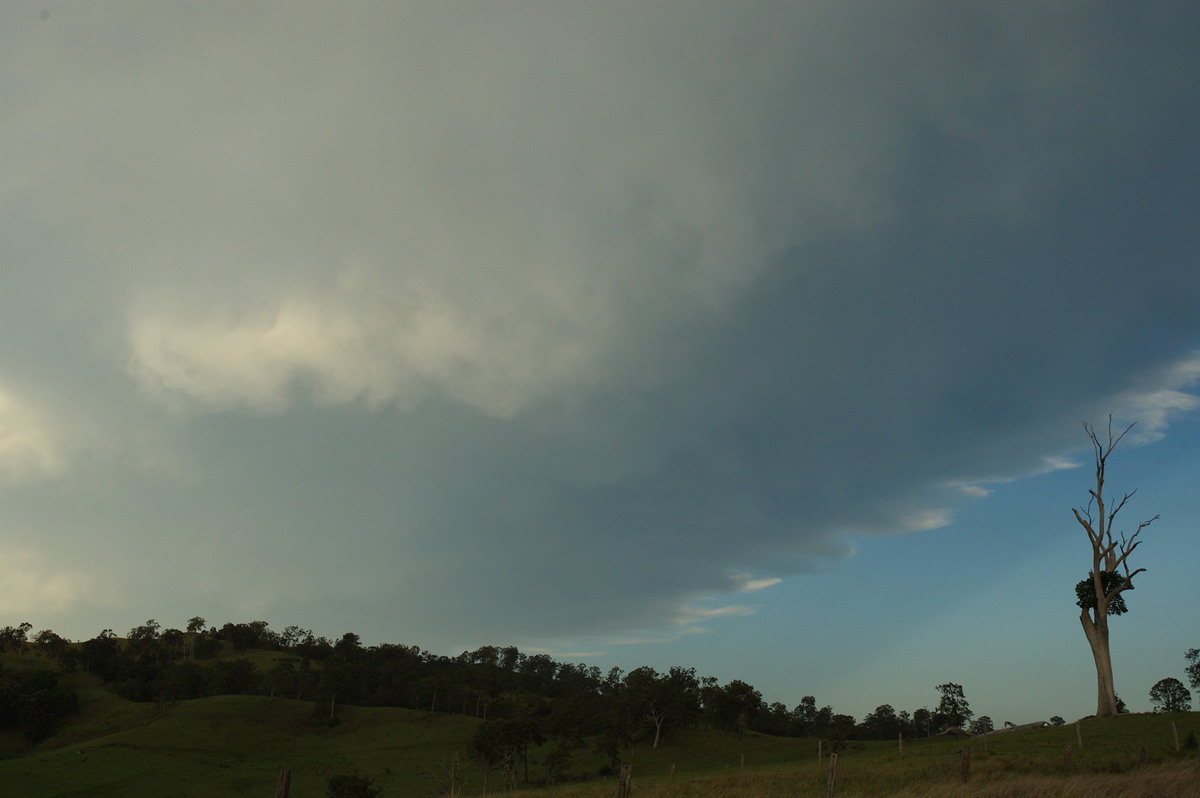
[1040, 455, 1081, 472]
[732, 574, 783, 593]
[1128, 391, 1200, 442]
[0, 387, 66, 481]
[582, 602, 761, 648]
[0, 550, 100, 616]
[686, 604, 757, 620]
[63, 4, 905, 422]
[128, 291, 604, 418]
[902, 509, 953, 532]
[1098, 351, 1200, 445]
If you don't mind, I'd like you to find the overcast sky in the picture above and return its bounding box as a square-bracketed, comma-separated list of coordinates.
[3, 2, 1199, 723]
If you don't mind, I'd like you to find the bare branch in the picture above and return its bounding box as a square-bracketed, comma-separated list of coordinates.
[1107, 490, 1135, 526]
[1083, 416, 1136, 472]
[1072, 508, 1100, 546]
[1106, 566, 1147, 600]
[1107, 416, 1134, 452]
[1110, 517, 1156, 573]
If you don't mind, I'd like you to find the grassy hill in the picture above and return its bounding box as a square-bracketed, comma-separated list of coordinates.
[0, 689, 479, 796]
[0, 652, 1197, 797]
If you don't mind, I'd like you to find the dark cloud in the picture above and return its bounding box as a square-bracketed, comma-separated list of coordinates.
[1, 2, 1198, 649]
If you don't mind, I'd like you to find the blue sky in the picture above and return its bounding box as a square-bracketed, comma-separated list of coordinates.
[2, 2, 1199, 724]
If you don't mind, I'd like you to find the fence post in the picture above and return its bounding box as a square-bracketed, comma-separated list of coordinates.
[617, 763, 632, 798]
[1063, 743, 1073, 773]
[1173, 721, 1181, 752]
[825, 752, 838, 798]
[960, 745, 970, 784]
[1139, 739, 1146, 767]
[818, 739, 823, 763]
[275, 769, 291, 798]
[1076, 721, 1083, 749]
[898, 732, 903, 759]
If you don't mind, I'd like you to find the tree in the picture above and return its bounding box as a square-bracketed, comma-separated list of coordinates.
[702, 679, 763, 734]
[860, 704, 901, 739]
[826, 713, 857, 752]
[0, 622, 33, 654]
[1072, 419, 1157, 718]
[469, 717, 542, 792]
[1149, 677, 1192, 713]
[912, 707, 932, 737]
[81, 630, 120, 678]
[932, 683, 972, 732]
[969, 716, 994, 735]
[1185, 648, 1200, 691]
[621, 665, 700, 748]
[334, 632, 363, 662]
[159, 628, 186, 660]
[33, 629, 70, 662]
[793, 696, 818, 735]
[0, 666, 79, 744]
[219, 621, 276, 652]
[127, 619, 163, 664]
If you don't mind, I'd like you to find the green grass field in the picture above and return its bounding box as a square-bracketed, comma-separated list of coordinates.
[1, 653, 1197, 797]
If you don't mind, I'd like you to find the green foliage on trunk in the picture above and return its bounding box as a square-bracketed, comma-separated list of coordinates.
[1075, 571, 1129, 615]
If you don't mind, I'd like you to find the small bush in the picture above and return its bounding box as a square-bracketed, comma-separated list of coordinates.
[326, 773, 381, 798]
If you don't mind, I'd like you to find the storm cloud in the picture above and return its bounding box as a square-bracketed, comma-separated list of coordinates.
[2, 2, 1199, 655]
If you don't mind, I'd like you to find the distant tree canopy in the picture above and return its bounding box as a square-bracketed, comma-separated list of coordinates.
[0, 622, 33, 654]
[969, 716, 994, 735]
[1186, 648, 1200, 692]
[860, 704, 901, 739]
[1149, 678, 1192, 713]
[4, 616, 1053, 764]
[0, 661, 78, 744]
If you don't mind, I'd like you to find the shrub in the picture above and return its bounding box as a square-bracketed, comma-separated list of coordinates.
[326, 773, 381, 798]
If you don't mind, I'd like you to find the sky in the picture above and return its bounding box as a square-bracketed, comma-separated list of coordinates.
[2, 1, 1199, 725]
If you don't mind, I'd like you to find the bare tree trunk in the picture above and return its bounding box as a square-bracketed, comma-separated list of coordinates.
[651, 712, 665, 749]
[1081, 610, 1118, 717]
[1073, 419, 1156, 720]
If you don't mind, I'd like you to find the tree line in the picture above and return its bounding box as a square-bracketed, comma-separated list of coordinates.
[3, 618, 980, 758]
[2, 616, 1196, 782]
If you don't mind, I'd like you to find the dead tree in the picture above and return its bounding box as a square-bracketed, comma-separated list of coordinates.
[1072, 418, 1157, 718]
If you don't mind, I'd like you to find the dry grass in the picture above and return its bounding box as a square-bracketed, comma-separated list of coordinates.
[522, 759, 1200, 798]
[515, 717, 1200, 798]
[917, 759, 1200, 798]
